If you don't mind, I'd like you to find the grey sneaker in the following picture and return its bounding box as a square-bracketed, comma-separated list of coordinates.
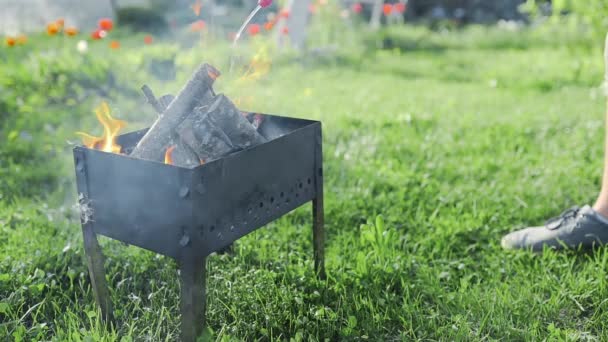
[501, 205, 608, 251]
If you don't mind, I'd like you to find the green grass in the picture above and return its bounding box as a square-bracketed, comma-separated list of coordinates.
[2, 25, 608, 340]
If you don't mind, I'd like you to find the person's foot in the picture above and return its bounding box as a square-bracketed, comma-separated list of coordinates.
[501, 205, 608, 251]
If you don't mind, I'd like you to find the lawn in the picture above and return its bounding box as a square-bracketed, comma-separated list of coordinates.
[2, 25, 608, 340]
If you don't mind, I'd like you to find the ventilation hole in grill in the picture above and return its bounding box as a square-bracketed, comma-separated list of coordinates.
[259, 202, 264, 208]
[280, 192, 284, 198]
[209, 225, 215, 232]
[299, 182, 303, 189]
[270, 197, 275, 203]
[295, 193, 299, 198]
[307, 178, 312, 185]
[318, 168, 322, 176]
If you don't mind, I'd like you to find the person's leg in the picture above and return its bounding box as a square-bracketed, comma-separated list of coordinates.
[502, 34, 608, 251]
[593, 39, 608, 217]
[592, 99, 608, 218]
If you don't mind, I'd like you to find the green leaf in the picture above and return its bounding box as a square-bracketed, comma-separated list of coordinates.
[7, 130, 18, 141]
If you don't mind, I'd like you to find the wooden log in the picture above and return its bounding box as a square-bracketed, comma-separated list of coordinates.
[166, 140, 201, 168]
[178, 110, 235, 162]
[158, 95, 175, 112]
[203, 95, 267, 148]
[130, 63, 220, 162]
[141, 84, 164, 114]
[176, 94, 267, 162]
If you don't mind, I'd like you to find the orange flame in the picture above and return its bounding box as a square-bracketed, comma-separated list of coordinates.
[164, 145, 176, 165]
[237, 49, 271, 85]
[76, 102, 126, 153]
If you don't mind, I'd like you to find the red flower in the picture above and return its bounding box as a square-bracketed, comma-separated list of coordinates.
[383, 3, 393, 16]
[144, 35, 154, 44]
[91, 29, 106, 40]
[258, 0, 272, 8]
[190, 20, 206, 32]
[98, 18, 114, 31]
[264, 21, 274, 31]
[247, 24, 260, 36]
[351, 2, 363, 14]
[281, 26, 289, 35]
[394, 2, 406, 14]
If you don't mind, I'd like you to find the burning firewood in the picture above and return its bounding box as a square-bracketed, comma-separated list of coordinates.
[130, 63, 220, 162]
[131, 63, 267, 168]
[177, 94, 267, 163]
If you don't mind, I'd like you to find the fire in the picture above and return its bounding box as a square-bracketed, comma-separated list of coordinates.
[164, 145, 176, 165]
[237, 47, 271, 85]
[76, 102, 126, 153]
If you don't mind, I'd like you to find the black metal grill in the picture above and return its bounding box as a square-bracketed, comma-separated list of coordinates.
[74, 113, 325, 341]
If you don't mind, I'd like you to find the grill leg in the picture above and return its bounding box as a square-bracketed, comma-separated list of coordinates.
[180, 258, 207, 342]
[82, 225, 114, 322]
[312, 194, 326, 280]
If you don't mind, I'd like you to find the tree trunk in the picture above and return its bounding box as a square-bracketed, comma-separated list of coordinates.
[370, 0, 384, 30]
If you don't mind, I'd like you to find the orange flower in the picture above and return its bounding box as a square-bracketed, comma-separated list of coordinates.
[190, 20, 206, 32]
[247, 24, 260, 36]
[383, 3, 393, 16]
[5, 37, 16, 47]
[144, 35, 154, 44]
[98, 18, 114, 31]
[55, 18, 65, 29]
[47, 22, 60, 36]
[109, 40, 120, 49]
[279, 9, 290, 18]
[191, 0, 202, 16]
[16, 35, 27, 45]
[65, 27, 79, 37]
[264, 21, 274, 31]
